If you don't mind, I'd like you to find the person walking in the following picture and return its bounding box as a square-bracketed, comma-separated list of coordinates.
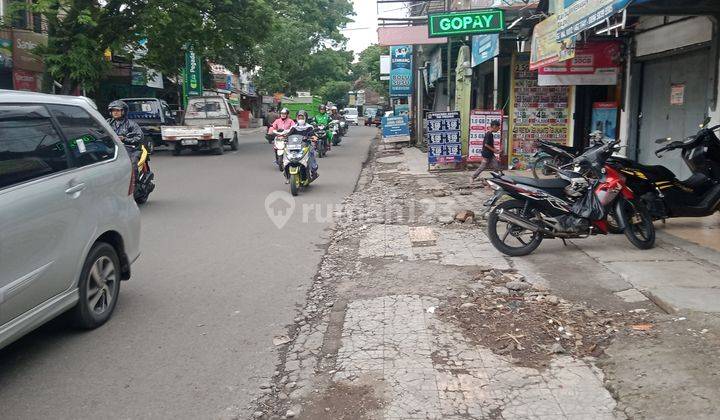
[470, 120, 502, 186]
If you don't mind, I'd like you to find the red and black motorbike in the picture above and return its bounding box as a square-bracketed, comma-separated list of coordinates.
[483, 139, 655, 256]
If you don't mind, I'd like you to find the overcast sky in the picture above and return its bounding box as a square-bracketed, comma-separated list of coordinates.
[343, 0, 410, 56]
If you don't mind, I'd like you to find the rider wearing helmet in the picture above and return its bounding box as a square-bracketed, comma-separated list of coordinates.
[269, 107, 295, 135]
[288, 110, 319, 179]
[107, 100, 144, 147]
[314, 103, 333, 147]
[330, 105, 341, 121]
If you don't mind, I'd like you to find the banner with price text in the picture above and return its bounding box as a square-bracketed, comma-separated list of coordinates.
[389, 45, 413, 97]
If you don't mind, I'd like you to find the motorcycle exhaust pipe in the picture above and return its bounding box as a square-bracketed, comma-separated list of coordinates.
[497, 209, 542, 232]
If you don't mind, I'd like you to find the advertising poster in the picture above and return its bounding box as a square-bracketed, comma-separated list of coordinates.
[394, 104, 409, 117]
[509, 54, 572, 170]
[469, 110, 504, 164]
[382, 115, 410, 143]
[538, 41, 621, 86]
[0, 37, 12, 69]
[427, 111, 463, 167]
[13, 69, 41, 91]
[471, 34, 500, 67]
[12, 30, 46, 73]
[389, 45, 413, 97]
[591, 102, 618, 140]
[530, 15, 575, 70]
[184, 49, 203, 97]
[555, 0, 632, 40]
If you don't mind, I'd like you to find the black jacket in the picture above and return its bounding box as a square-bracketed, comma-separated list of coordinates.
[107, 117, 144, 146]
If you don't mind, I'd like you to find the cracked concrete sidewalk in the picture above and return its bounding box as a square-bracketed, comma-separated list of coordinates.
[253, 142, 720, 420]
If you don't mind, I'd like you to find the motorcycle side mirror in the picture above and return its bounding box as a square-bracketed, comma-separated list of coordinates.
[701, 116, 711, 128]
[655, 137, 671, 144]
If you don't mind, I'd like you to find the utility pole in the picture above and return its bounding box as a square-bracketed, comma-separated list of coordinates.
[445, 0, 452, 111]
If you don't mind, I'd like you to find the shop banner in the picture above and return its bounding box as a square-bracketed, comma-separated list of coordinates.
[12, 30, 47, 73]
[394, 104, 409, 117]
[530, 15, 575, 70]
[427, 111, 463, 166]
[428, 9, 505, 38]
[382, 115, 410, 143]
[13, 69, 41, 91]
[428, 48, 442, 84]
[184, 49, 203, 96]
[471, 34, 500, 67]
[538, 41, 621, 86]
[389, 45, 413, 97]
[469, 110, 504, 163]
[555, 0, 632, 40]
[509, 54, 572, 170]
[591, 102, 618, 140]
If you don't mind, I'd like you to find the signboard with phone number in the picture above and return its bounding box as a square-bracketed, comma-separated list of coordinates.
[427, 111, 462, 166]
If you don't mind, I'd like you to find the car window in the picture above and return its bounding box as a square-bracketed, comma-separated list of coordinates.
[0, 105, 70, 189]
[186, 98, 228, 119]
[47, 104, 116, 167]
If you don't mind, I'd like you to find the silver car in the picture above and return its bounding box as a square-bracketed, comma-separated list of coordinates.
[0, 91, 141, 349]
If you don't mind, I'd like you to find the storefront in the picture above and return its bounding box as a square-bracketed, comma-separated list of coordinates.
[10, 29, 47, 92]
[625, 15, 718, 180]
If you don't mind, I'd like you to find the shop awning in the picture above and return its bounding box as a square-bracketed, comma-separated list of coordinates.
[628, 0, 720, 15]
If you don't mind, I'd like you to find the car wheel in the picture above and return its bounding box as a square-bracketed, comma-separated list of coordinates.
[172, 144, 182, 156]
[230, 132, 239, 151]
[72, 242, 121, 329]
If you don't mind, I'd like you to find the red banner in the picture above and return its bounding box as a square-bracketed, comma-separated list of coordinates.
[13, 69, 41, 91]
[538, 41, 621, 86]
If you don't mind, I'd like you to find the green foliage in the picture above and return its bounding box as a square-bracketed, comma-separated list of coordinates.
[254, 0, 354, 95]
[352, 44, 388, 95]
[318, 80, 352, 106]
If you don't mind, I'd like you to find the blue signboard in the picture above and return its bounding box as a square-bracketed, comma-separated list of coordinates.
[382, 116, 410, 142]
[471, 34, 500, 67]
[390, 45, 413, 97]
[426, 111, 463, 165]
[556, 0, 632, 40]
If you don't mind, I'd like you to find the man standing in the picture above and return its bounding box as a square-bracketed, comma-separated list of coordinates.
[470, 120, 502, 185]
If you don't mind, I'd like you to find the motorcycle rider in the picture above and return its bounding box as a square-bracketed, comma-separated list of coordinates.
[267, 108, 295, 139]
[287, 110, 319, 180]
[330, 105, 341, 121]
[107, 100, 144, 174]
[314, 104, 333, 148]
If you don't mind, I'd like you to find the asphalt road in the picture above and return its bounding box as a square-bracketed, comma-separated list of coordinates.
[0, 126, 375, 418]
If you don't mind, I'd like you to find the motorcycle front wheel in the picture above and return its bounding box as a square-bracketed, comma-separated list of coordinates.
[487, 199, 544, 256]
[617, 198, 655, 249]
[290, 173, 300, 196]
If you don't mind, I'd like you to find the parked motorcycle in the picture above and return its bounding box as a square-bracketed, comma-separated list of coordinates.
[531, 132, 604, 179]
[608, 119, 720, 221]
[314, 124, 330, 158]
[128, 144, 155, 204]
[283, 133, 316, 196]
[484, 138, 655, 256]
[272, 129, 288, 171]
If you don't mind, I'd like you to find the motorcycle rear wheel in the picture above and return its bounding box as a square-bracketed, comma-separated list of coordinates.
[617, 199, 655, 249]
[487, 199, 544, 256]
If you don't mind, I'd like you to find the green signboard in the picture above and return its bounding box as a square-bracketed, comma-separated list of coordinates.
[184, 49, 203, 97]
[428, 9, 505, 38]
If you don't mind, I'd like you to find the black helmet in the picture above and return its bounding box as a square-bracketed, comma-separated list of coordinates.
[108, 100, 128, 115]
[318, 104, 326, 112]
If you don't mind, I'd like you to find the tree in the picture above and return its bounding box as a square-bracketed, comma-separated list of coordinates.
[318, 80, 352, 106]
[254, 0, 354, 95]
[29, 0, 145, 93]
[352, 44, 388, 95]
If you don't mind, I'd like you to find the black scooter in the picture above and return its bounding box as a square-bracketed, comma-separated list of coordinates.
[608, 119, 720, 220]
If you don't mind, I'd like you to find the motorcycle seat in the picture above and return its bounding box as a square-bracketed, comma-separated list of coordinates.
[679, 173, 710, 190]
[506, 176, 570, 190]
[632, 163, 677, 182]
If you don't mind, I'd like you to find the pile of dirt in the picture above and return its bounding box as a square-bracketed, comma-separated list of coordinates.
[298, 382, 383, 420]
[437, 269, 655, 369]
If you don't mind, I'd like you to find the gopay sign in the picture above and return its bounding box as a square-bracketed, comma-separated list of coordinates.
[428, 9, 505, 38]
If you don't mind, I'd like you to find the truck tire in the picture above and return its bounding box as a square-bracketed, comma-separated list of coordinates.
[230, 132, 239, 151]
[172, 143, 182, 156]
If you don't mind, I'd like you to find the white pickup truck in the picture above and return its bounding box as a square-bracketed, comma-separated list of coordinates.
[161, 95, 240, 155]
